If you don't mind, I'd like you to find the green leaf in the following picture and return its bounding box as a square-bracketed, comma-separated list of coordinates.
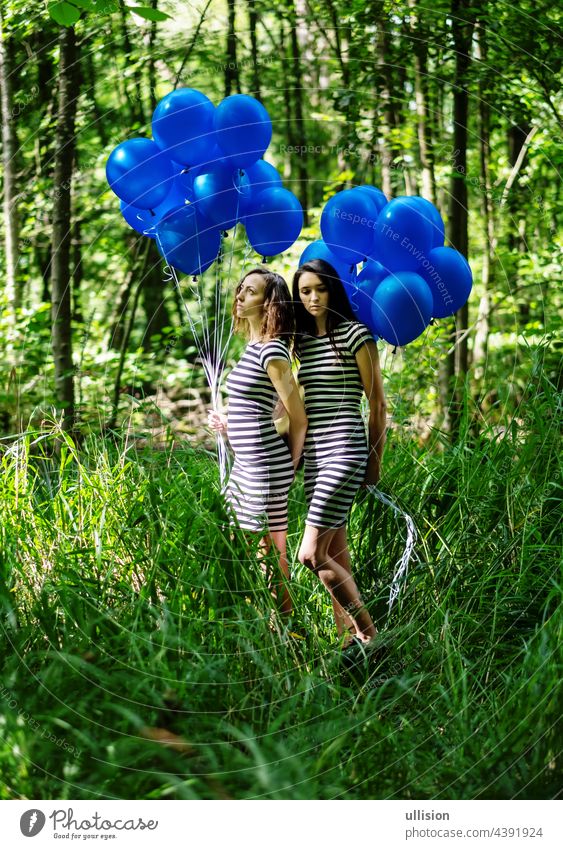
[90, 0, 119, 12]
[49, 1, 81, 26]
[128, 6, 171, 22]
[69, 0, 94, 9]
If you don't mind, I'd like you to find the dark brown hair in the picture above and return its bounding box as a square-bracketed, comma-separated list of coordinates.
[233, 266, 294, 346]
[292, 258, 355, 360]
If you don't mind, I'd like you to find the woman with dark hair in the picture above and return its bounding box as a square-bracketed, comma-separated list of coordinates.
[292, 258, 387, 654]
[208, 267, 308, 617]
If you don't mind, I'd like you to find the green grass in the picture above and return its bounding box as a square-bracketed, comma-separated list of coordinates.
[0, 369, 561, 799]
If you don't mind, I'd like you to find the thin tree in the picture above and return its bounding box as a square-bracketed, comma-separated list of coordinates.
[443, 0, 475, 438]
[50, 23, 80, 433]
[287, 0, 309, 223]
[373, 2, 394, 198]
[473, 17, 495, 382]
[246, 0, 261, 99]
[408, 0, 436, 202]
[0, 3, 21, 360]
[225, 0, 240, 96]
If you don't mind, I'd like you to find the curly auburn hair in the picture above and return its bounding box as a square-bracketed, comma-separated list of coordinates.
[232, 266, 295, 347]
[292, 258, 355, 360]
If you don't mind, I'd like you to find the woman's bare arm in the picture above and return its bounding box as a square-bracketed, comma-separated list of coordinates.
[266, 359, 308, 471]
[356, 340, 387, 485]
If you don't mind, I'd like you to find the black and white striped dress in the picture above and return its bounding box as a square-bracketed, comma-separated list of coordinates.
[298, 320, 375, 529]
[224, 338, 294, 533]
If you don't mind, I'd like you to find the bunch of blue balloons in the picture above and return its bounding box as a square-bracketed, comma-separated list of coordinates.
[106, 88, 304, 276]
[300, 187, 473, 346]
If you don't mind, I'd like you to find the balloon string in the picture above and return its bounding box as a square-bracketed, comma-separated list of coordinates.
[365, 485, 419, 612]
[345, 263, 360, 314]
[155, 227, 230, 482]
[362, 341, 417, 611]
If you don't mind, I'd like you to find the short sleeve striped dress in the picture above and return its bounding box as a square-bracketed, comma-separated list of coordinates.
[297, 320, 376, 529]
[224, 338, 294, 533]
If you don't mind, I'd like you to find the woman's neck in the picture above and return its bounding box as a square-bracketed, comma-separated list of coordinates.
[315, 318, 327, 336]
[248, 316, 264, 342]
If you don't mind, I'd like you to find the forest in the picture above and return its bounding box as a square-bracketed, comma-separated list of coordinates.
[0, 0, 561, 801]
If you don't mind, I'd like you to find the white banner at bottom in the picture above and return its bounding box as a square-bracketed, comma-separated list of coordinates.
[2, 799, 560, 849]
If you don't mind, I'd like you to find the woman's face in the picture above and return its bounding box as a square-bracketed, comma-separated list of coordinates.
[297, 271, 329, 321]
[235, 273, 268, 320]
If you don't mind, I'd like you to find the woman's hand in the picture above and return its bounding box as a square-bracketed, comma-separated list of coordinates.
[207, 410, 228, 433]
[362, 455, 381, 487]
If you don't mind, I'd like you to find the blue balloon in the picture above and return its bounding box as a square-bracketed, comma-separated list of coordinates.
[240, 160, 282, 216]
[320, 188, 379, 264]
[371, 197, 433, 271]
[201, 144, 230, 169]
[299, 240, 354, 283]
[240, 159, 283, 222]
[418, 246, 473, 318]
[155, 204, 221, 276]
[172, 161, 205, 197]
[192, 163, 251, 229]
[120, 199, 157, 237]
[214, 95, 273, 168]
[243, 159, 282, 190]
[152, 88, 215, 167]
[355, 185, 388, 214]
[120, 158, 198, 237]
[357, 258, 389, 286]
[399, 196, 444, 248]
[106, 138, 173, 209]
[371, 271, 433, 346]
[244, 187, 303, 257]
[345, 260, 389, 329]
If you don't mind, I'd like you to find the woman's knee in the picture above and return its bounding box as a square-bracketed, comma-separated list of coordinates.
[317, 566, 340, 588]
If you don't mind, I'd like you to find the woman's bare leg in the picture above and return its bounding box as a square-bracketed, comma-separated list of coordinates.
[298, 524, 376, 641]
[328, 526, 361, 646]
[258, 530, 292, 617]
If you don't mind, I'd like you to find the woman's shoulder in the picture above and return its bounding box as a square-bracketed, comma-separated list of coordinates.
[338, 318, 370, 332]
[262, 336, 291, 351]
[333, 319, 368, 339]
[339, 320, 376, 353]
[259, 336, 291, 366]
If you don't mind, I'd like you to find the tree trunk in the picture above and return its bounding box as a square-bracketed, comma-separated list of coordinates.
[147, 0, 159, 114]
[473, 20, 494, 383]
[288, 0, 309, 224]
[408, 0, 436, 202]
[85, 47, 108, 148]
[71, 215, 83, 326]
[50, 24, 80, 433]
[246, 0, 261, 99]
[443, 0, 475, 439]
[141, 239, 171, 353]
[374, 6, 393, 198]
[278, 18, 293, 183]
[507, 119, 532, 323]
[0, 6, 21, 352]
[108, 235, 147, 352]
[108, 275, 146, 431]
[118, 0, 145, 126]
[225, 0, 240, 97]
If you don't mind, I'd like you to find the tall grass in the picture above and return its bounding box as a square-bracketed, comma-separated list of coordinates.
[0, 367, 561, 799]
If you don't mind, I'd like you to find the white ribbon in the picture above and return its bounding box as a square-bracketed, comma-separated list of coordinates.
[366, 485, 418, 611]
